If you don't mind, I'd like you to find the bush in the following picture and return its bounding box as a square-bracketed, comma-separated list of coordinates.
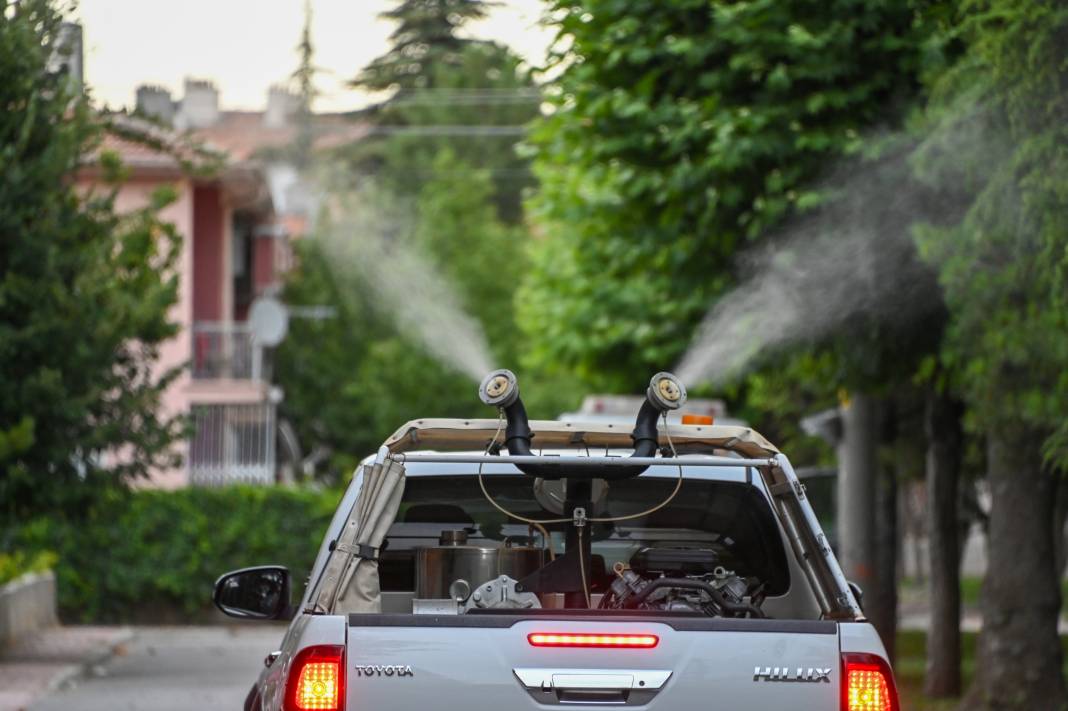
[0, 549, 57, 586]
[5, 485, 342, 622]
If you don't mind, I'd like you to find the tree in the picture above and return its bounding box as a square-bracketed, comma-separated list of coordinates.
[292, 0, 317, 168]
[923, 385, 964, 696]
[913, 1, 1068, 706]
[346, 0, 537, 223]
[522, 0, 960, 662]
[352, 0, 494, 93]
[275, 157, 530, 480]
[0, 0, 183, 519]
[520, 0, 943, 391]
[345, 40, 539, 223]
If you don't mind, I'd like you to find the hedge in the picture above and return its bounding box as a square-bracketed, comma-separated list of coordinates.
[5, 485, 342, 623]
[0, 549, 57, 586]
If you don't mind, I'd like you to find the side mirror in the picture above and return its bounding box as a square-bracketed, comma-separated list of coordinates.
[848, 581, 865, 611]
[213, 566, 292, 620]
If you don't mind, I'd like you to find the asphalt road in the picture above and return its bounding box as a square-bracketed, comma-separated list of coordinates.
[31, 626, 285, 711]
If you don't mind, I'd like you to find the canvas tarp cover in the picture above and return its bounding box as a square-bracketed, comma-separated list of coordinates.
[322, 457, 406, 613]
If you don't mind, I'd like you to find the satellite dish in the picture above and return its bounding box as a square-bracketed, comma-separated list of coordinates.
[248, 296, 289, 347]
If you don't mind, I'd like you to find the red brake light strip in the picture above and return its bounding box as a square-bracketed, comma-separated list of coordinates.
[527, 633, 659, 649]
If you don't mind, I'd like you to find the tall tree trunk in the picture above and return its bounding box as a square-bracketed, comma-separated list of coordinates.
[968, 430, 1066, 710]
[868, 448, 899, 662]
[838, 393, 879, 598]
[923, 391, 963, 698]
[1054, 476, 1068, 580]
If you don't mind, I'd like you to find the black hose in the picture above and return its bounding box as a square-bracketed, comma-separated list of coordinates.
[623, 577, 765, 618]
[502, 396, 663, 481]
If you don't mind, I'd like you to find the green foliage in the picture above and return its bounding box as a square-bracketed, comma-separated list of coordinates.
[345, 41, 540, 223]
[0, 0, 183, 519]
[275, 159, 532, 479]
[913, 0, 1068, 464]
[5, 486, 340, 622]
[0, 549, 57, 586]
[279, 1, 548, 475]
[412, 150, 527, 362]
[521, 0, 947, 390]
[353, 0, 494, 93]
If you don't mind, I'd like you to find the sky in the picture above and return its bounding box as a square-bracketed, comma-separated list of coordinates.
[71, 0, 554, 113]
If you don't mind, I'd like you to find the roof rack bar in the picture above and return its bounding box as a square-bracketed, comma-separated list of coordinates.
[391, 453, 777, 468]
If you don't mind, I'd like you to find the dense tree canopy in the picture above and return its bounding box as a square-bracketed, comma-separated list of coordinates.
[914, 1, 1068, 467]
[0, 0, 182, 518]
[520, 0, 944, 390]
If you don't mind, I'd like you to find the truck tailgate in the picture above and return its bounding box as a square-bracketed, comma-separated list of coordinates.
[347, 614, 839, 709]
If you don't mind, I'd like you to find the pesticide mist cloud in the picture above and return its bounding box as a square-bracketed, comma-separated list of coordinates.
[314, 188, 495, 382]
[676, 143, 947, 386]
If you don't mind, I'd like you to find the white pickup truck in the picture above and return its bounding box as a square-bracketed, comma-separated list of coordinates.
[213, 371, 897, 711]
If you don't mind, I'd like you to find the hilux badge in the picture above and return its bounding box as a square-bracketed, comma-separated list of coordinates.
[354, 664, 414, 677]
[753, 667, 832, 683]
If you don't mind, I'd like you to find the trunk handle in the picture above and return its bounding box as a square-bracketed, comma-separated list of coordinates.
[514, 668, 672, 691]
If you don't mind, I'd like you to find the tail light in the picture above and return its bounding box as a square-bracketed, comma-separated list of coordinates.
[527, 633, 659, 649]
[842, 653, 898, 711]
[285, 645, 345, 711]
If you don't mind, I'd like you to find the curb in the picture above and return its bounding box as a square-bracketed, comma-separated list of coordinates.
[41, 627, 134, 696]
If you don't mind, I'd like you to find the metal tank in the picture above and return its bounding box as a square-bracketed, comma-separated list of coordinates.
[414, 530, 543, 601]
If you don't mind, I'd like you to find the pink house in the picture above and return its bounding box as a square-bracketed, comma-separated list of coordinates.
[78, 116, 290, 488]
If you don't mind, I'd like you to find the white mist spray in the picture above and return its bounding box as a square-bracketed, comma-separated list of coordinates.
[313, 185, 496, 382]
[676, 142, 950, 386]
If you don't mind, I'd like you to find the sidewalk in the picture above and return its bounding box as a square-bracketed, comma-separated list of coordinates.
[899, 611, 1068, 634]
[0, 626, 131, 711]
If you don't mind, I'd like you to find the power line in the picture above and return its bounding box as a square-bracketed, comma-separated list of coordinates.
[364, 125, 528, 137]
[389, 89, 542, 106]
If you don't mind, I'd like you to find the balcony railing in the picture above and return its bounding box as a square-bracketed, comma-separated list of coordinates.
[189, 403, 276, 485]
[191, 322, 260, 380]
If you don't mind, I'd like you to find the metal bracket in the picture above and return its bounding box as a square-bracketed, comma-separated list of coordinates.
[335, 542, 378, 561]
[768, 479, 807, 500]
[515, 549, 587, 594]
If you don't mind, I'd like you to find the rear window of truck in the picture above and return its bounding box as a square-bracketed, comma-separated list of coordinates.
[379, 474, 790, 596]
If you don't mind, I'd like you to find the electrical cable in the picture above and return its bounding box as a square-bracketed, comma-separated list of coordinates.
[477, 460, 570, 525]
[480, 412, 569, 525]
[577, 525, 591, 608]
[478, 409, 685, 609]
[479, 410, 685, 524]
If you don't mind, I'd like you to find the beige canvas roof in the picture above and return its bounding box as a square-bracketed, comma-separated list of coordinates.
[383, 418, 779, 460]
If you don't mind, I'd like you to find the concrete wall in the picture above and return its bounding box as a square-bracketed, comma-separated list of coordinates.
[0, 572, 57, 647]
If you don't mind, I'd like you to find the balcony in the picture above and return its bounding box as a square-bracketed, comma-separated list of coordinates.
[189, 403, 276, 485]
[191, 321, 261, 380]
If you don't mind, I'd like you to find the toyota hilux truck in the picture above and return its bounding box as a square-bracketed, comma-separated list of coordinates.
[213, 370, 897, 711]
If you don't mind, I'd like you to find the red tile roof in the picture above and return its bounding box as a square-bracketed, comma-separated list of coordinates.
[191, 111, 369, 161]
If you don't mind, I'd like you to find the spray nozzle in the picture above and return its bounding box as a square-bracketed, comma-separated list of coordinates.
[479, 368, 519, 408]
[647, 372, 687, 411]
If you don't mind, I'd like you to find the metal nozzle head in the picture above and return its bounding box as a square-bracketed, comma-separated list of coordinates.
[647, 372, 687, 411]
[479, 369, 519, 408]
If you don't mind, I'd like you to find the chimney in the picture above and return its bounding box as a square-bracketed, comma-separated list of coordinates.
[176, 78, 220, 129]
[49, 22, 84, 89]
[264, 85, 299, 129]
[135, 84, 175, 124]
